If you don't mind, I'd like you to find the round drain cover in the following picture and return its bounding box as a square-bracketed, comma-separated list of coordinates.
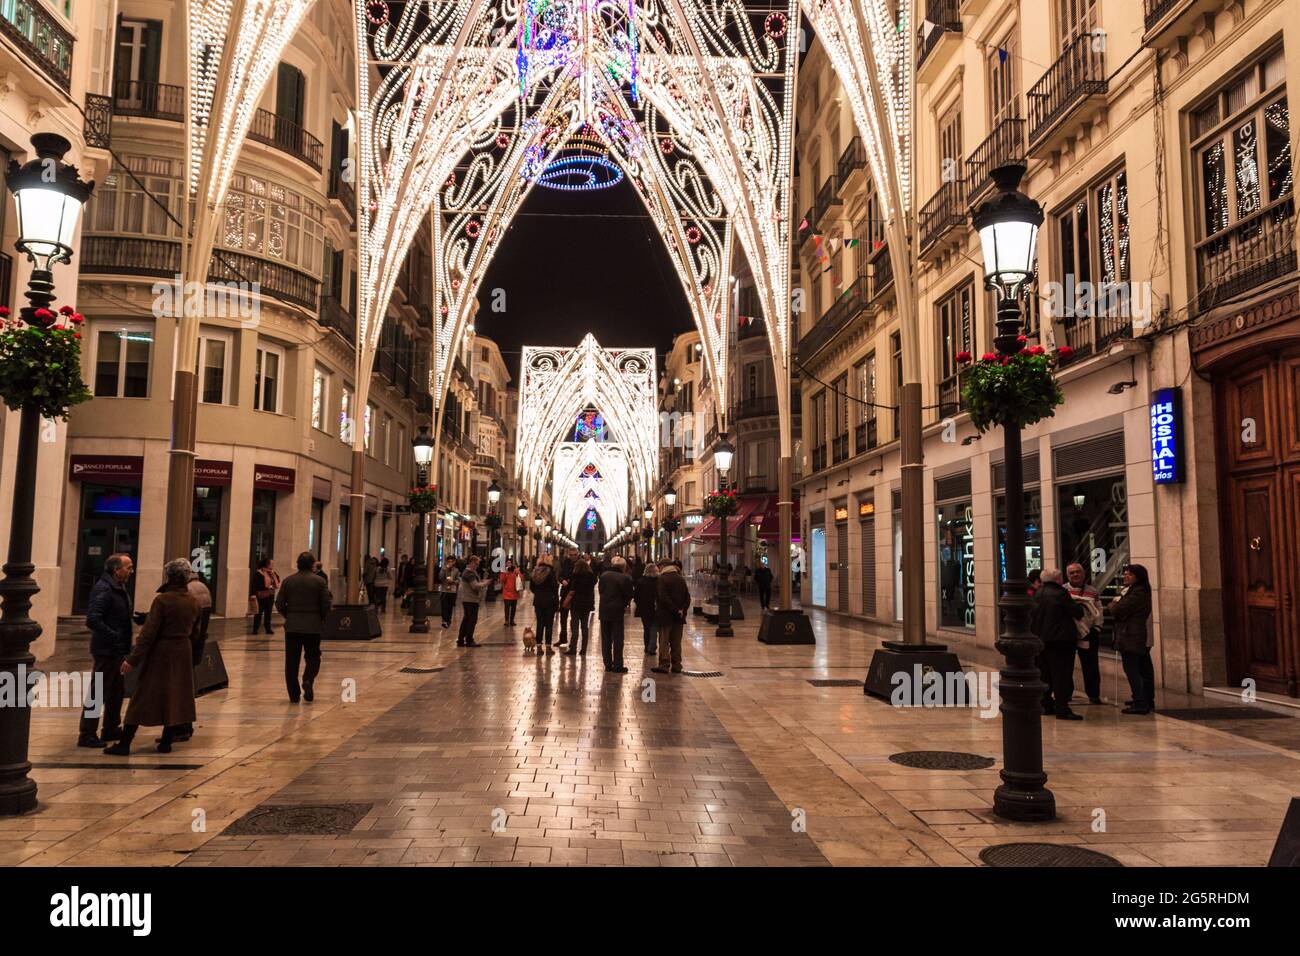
[980, 843, 1122, 868]
[889, 750, 995, 770]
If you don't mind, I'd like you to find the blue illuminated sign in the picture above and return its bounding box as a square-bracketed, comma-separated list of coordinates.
[1149, 387, 1184, 484]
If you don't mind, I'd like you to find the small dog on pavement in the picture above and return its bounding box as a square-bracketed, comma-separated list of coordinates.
[522, 627, 537, 653]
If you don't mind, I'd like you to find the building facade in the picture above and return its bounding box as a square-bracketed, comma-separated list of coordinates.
[795, 0, 1298, 697]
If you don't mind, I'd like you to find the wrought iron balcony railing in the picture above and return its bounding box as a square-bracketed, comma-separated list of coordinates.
[328, 167, 356, 222]
[797, 274, 869, 365]
[814, 175, 842, 226]
[965, 117, 1025, 203]
[868, 242, 894, 300]
[919, 178, 968, 254]
[83, 93, 112, 149]
[733, 396, 778, 420]
[1028, 34, 1108, 149]
[918, 0, 961, 68]
[837, 136, 867, 190]
[1143, 0, 1184, 31]
[855, 418, 878, 455]
[1194, 197, 1296, 313]
[247, 107, 324, 170]
[319, 294, 356, 346]
[811, 444, 827, 472]
[832, 433, 849, 464]
[0, 0, 73, 90]
[113, 80, 184, 121]
[1056, 308, 1133, 367]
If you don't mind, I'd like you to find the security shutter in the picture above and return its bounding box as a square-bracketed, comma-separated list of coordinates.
[1053, 432, 1126, 479]
[934, 471, 972, 503]
[992, 454, 1041, 492]
[860, 515, 877, 616]
[837, 522, 849, 612]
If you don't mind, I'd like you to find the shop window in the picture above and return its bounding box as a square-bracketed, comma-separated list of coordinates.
[254, 342, 283, 413]
[937, 500, 975, 630]
[1056, 473, 1130, 611]
[93, 324, 153, 398]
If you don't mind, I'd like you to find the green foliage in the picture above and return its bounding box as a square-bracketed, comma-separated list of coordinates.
[0, 308, 92, 420]
[408, 485, 436, 513]
[703, 488, 739, 518]
[959, 346, 1068, 433]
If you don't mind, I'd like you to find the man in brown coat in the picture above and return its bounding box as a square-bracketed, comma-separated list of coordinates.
[651, 561, 691, 674]
[104, 559, 200, 755]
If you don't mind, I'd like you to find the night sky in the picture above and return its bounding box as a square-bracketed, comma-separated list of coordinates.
[474, 175, 695, 383]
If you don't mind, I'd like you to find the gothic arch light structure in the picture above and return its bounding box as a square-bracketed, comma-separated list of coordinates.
[551, 442, 631, 538]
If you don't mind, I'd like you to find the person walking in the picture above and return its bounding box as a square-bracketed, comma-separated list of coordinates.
[457, 555, 487, 647]
[500, 561, 522, 626]
[362, 553, 378, 606]
[598, 557, 635, 673]
[1111, 564, 1155, 715]
[371, 556, 392, 612]
[394, 552, 409, 603]
[276, 551, 333, 704]
[562, 557, 597, 655]
[1031, 568, 1086, 720]
[1066, 562, 1104, 704]
[652, 561, 691, 675]
[754, 563, 773, 610]
[104, 559, 201, 756]
[557, 548, 578, 647]
[313, 560, 328, 585]
[530, 555, 560, 652]
[171, 569, 214, 742]
[438, 556, 460, 629]
[249, 558, 280, 634]
[634, 562, 660, 656]
[78, 553, 135, 748]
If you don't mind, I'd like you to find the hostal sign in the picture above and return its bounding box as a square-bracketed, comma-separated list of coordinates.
[1149, 387, 1184, 484]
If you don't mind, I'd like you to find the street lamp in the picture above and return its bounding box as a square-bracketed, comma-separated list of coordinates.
[663, 485, 678, 562]
[714, 436, 736, 637]
[972, 162, 1050, 822]
[409, 426, 435, 633]
[1, 133, 93, 815]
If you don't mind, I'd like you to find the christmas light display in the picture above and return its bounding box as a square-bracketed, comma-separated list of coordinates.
[551, 441, 631, 537]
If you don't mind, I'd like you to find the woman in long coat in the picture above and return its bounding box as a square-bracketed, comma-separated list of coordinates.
[1109, 563, 1155, 715]
[104, 559, 200, 755]
[530, 556, 560, 652]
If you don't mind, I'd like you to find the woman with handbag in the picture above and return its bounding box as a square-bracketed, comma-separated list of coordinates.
[563, 557, 597, 655]
[1110, 563, 1155, 715]
[249, 558, 280, 634]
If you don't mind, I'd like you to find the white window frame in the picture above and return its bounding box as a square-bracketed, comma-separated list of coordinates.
[254, 341, 286, 414]
[340, 383, 354, 443]
[92, 321, 154, 399]
[197, 329, 234, 405]
[364, 402, 376, 456]
[311, 365, 331, 433]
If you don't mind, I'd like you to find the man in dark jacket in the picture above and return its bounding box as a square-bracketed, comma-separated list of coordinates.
[275, 551, 333, 703]
[754, 564, 774, 609]
[652, 561, 691, 674]
[557, 549, 578, 646]
[1030, 569, 1086, 720]
[598, 557, 635, 673]
[79, 553, 135, 747]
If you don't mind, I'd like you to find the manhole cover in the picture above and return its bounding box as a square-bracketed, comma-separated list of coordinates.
[679, 670, 723, 678]
[224, 803, 372, 836]
[980, 843, 1123, 868]
[808, 679, 864, 687]
[399, 666, 444, 674]
[1158, 707, 1291, 721]
[889, 751, 995, 771]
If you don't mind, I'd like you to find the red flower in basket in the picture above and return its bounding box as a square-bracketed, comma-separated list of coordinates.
[1016, 335, 1028, 344]
[0, 307, 10, 318]
[33, 308, 55, 324]
[1057, 346, 1075, 359]
[980, 352, 998, 363]
[59, 305, 75, 316]
[955, 351, 972, 364]
[1028, 345, 1046, 356]
[70, 313, 84, 324]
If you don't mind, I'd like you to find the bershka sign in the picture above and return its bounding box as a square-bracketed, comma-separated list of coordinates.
[68, 455, 143, 483]
[1149, 387, 1184, 485]
[49, 885, 151, 936]
[254, 464, 296, 492]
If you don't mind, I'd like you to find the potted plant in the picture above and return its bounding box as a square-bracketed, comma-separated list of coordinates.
[957, 342, 1069, 433]
[0, 305, 91, 419]
[408, 484, 436, 513]
[702, 488, 739, 518]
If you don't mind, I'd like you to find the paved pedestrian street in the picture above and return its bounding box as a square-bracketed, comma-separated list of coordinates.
[9, 598, 1297, 867]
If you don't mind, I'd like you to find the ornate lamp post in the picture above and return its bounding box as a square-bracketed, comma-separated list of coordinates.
[972, 163, 1052, 822]
[663, 485, 678, 562]
[714, 436, 735, 637]
[643, 504, 654, 560]
[409, 427, 435, 633]
[1, 134, 93, 815]
[516, 504, 528, 565]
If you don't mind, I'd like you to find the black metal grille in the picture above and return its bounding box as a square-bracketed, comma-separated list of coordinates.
[980, 843, 1123, 867]
[889, 751, 995, 770]
[399, 666, 444, 674]
[1158, 707, 1292, 721]
[225, 804, 372, 836]
[680, 670, 724, 678]
[808, 679, 864, 688]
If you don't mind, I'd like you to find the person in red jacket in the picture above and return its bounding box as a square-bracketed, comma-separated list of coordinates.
[500, 560, 522, 626]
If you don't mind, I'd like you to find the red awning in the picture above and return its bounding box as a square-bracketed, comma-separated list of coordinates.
[694, 495, 765, 540]
[756, 495, 800, 541]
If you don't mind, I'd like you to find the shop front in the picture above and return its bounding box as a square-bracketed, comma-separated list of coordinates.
[69, 455, 144, 614]
[191, 459, 232, 601]
[309, 475, 331, 559]
[935, 471, 975, 634]
[251, 463, 295, 570]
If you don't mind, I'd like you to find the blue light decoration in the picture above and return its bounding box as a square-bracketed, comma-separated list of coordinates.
[535, 128, 624, 191]
[1150, 387, 1184, 484]
[574, 410, 606, 441]
[585, 508, 598, 531]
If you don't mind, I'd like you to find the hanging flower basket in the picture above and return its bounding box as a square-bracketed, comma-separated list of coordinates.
[958, 343, 1069, 433]
[0, 305, 92, 420]
[485, 513, 503, 530]
[408, 485, 436, 513]
[703, 488, 739, 518]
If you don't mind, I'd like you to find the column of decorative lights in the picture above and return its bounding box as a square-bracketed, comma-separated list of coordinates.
[0, 134, 93, 815]
[409, 426, 435, 633]
[972, 163, 1053, 822]
[713, 436, 735, 638]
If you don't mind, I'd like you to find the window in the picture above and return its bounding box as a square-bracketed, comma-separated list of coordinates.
[397, 423, 406, 474]
[253, 342, 283, 413]
[1057, 168, 1130, 296]
[364, 403, 376, 455]
[114, 18, 162, 105]
[988, 30, 1020, 126]
[382, 415, 392, 465]
[223, 172, 325, 276]
[1056, 0, 1098, 50]
[890, 332, 902, 439]
[93, 325, 153, 398]
[1191, 48, 1292, 307]
[856, 353, 877, 427]
[275, 62, 306, 127]
[938, 104, 963, 184]
[311, 365, 330, 432]
[745, 363, 759, 401]
[339, 384, 353, 442]
[198, 330, 231, 404]
[936, 280, 975, 415]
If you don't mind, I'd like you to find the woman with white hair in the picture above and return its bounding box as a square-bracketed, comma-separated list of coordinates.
[104, 558, 201, 755]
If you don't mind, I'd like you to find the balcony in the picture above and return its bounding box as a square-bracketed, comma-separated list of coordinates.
[832, 433, 849, 465]
[814, 176, 841, 228]
[80, 236, 321, 312]
[965, 117, 1026, 205]
[797, 274, 870, 366]
[811, 444, 827, 472]
[917, 0, 962, 78]
[247, 108, 324, 171]
[1194, 198, 1296, 314]
[319, 294, 356, 346]
[868, 242, 894, 301]
[83, 93, 111, 149]
[799, 205, 817, 245]
[738, 316, 766, 341]
[937, 370, 968, 419]
[734, 396, 778, 420]
[1143, 0, 1227, 48]
[855, 418, 878, 455]
[0, 0, 73, 90]
[328, 167, 356, 224]
[113, 80, 184, 121]
[1028, 34, 1107, 155]
[837, 136, 867, 193]
[1056, 308, 1133, 367]
[918, 178, 968, 258]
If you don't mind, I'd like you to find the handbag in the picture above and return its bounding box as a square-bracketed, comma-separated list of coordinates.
[247, 596, 258, 615]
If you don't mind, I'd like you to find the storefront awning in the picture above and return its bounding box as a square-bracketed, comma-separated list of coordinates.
[756, 495, 801, 542]
[690, 495, 766, 543]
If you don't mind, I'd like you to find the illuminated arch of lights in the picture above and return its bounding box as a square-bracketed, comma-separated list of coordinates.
[551, 442, 631, 538]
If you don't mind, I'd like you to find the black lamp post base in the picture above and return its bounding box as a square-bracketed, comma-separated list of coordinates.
[994, 784, 1057, 822]
[322, 605, 382, 640]
[865, 642, 965, 701]
[0, 781, 37, 816]
[757, 608, 816, 645]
